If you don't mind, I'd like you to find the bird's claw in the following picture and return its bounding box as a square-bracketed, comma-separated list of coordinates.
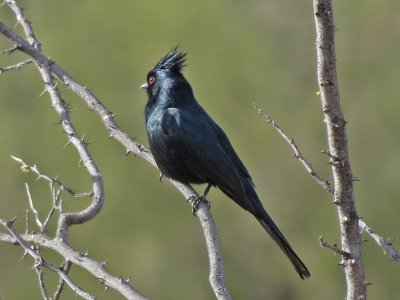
[189, 195, 210, 216]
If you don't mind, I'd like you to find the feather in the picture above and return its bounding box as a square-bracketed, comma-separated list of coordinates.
[153, 47, 187, 72]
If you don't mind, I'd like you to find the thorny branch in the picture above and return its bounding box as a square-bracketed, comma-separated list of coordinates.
[359, 220, 400, 262]
[319, 236, 351, 258]
[11, 155, 93, 199]
[0, 216, 96, 300]
[254, 103, 400, 266]
[313, 0, 367, 298]
[0, 58, 32, 74]
[53, 261, 73, 300]
[0, 0, 230, 299]
[253, 103, 334, 194]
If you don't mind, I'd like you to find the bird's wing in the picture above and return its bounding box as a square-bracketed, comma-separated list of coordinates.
[161, 107, 249, 206]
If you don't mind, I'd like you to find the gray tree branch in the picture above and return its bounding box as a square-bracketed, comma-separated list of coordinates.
[313, 1, 366, 299]
[0, 216, 96, 300]
[0, 0, 230, 299]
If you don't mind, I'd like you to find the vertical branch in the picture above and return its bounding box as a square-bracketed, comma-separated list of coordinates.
[313, 1, 366, 299]
[4, 0, 104, 242]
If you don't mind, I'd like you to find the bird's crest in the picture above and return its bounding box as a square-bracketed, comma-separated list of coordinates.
[153, 47, 187, 72]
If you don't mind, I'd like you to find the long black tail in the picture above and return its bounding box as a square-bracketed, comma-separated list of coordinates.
[257, 210, 310, 279]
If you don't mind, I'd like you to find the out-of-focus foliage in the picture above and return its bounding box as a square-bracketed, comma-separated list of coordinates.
[0, 1, 399, 299]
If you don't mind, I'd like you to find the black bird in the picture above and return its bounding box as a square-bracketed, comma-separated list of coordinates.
[140, 48, 310, 279]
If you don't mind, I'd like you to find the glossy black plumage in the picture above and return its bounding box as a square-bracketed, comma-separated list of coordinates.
[141, 48, 310, 279]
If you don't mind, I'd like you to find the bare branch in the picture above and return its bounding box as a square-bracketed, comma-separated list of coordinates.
[34, 266, 50, 300]
[0, 59, 32, 74]
[0, 216, 95, 300]
[253, 103, 334, 194]
[25, 183, 43, 229]
[0, 9, 230, 300]
[0, 230, 147, 300]
[319, 236, 351, 258]
[53, 260, 72, 300]
[11, 155, 93, 199]
[359, 220, 400, 262]
[313, 1, 366, 299]
[2, 44, 20, 54]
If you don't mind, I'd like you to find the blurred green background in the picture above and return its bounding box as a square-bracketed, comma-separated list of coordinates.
[1, 0, 399, 299]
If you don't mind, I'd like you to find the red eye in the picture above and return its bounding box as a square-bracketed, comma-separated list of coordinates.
[148, 76, 156, 85]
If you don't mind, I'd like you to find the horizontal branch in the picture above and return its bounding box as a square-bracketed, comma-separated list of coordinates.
[0, 216, 96, 300]
[0, 229, 147, 300]
[0, 59, 32, 74]
[319, 235, 351, 258]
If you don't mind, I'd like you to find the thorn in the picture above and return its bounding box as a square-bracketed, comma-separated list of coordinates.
[124, 275, 132, 283]
[352, 176, 360, 182]
[52, 120, 62, 126]
[8, 215, 19, 227]
[364, 281, 372, 286]
[137, 144, 146, 152]
[32, 256, 43, 269]
[159, 173, 164, 182]
[63, 140, 71, 149]
[103, 285, 109, 294]
[39, 89, 47, 97]
[103, 112, 115, 121]
[100, 259, 108, 268]
[125, 149, 131, 157]
[77, 158, 83, 168]
[331, 200, 340, 205]
[20, 251, 28, 261]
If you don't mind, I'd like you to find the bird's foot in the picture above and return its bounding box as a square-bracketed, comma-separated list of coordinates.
[189, 194, 210, 216]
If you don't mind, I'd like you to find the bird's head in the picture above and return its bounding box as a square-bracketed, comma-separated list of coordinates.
[140, 47, 188, 100]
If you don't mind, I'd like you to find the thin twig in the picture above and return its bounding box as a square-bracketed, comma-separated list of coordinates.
[11, 155, 93, 199]
[25, 183, 43, 229]
[0, 216, 95, 300]
[319, 236, 351, 258]
[0, 59, 32, 74]
[359, 220, 400, 262]
[53, 260, 72, 300]
[34, 266, 50, 300]
[0, 229, 147, 300]
[253, 103, 334, 194]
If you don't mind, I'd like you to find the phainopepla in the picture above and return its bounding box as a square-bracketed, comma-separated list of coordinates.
[140, 48, 310, 279]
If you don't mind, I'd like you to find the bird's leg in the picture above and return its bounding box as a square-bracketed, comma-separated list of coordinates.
[190, 183, 212, 216]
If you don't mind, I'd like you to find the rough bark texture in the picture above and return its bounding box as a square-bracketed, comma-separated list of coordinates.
[313, 1, 366, 299]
